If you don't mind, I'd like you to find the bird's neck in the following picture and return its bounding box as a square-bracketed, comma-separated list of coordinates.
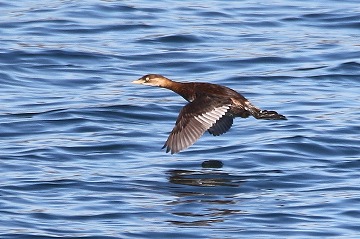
[162, 80, 195, 102]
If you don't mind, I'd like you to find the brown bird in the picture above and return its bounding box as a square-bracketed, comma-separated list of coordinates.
[132, 74, 286, 154]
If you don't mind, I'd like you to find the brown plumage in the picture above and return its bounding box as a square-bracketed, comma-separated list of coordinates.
[132, 74, 286, 154]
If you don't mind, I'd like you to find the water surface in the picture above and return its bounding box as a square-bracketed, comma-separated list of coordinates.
[1, 1, 360, 238]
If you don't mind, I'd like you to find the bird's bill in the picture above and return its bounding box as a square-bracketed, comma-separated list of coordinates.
[132, 79, 144, 84]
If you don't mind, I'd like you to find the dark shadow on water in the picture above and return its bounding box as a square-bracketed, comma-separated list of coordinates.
[201, 159, 223, 168]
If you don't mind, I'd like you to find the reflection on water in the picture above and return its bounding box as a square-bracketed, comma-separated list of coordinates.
[168, 169, 245, 187]
[166, 169, 246, 226]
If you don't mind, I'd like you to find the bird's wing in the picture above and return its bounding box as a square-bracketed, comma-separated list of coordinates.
[163, 96, 232, 154]
[207, 115, 233, 136]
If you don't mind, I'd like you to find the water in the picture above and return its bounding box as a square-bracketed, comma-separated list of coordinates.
[1, 0, 360, 238]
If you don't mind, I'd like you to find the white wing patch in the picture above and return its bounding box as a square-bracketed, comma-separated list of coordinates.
[163, 104, 231, 154]
[194, 105, 231, 129]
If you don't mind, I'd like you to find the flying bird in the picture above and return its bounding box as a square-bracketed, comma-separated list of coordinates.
[133, 74, 286, 154]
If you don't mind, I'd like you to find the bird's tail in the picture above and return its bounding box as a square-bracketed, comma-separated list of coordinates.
[254, 109, 287, 120]
[245, 101, 287, 120]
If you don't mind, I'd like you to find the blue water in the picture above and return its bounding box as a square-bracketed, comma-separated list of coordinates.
[1, 1, 360, 238]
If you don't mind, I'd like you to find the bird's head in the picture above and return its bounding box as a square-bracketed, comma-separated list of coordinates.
[132, 74, 170, 87]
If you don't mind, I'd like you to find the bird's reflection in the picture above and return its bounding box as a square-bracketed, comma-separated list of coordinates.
[166, 168, 247, 226]
[168, 169, 244, 187]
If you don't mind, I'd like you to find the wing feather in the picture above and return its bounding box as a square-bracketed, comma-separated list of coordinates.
[208, 115, 233, 136]
[163, 96, 232, 154]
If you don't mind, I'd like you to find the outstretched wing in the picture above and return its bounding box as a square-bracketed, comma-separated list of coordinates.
[163, 96, 231, 154]
[207, 115, 233, 136]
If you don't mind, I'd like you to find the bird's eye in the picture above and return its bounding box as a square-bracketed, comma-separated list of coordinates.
[145, 77, 150, 82]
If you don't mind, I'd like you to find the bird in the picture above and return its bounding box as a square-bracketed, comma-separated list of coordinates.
[132, 74, 286, 154]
